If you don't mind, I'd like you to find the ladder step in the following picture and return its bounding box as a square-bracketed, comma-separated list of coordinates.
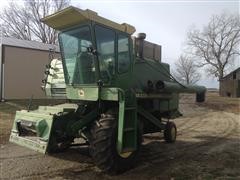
[124, 127, 135, 132]
[125, 106, 136, 110]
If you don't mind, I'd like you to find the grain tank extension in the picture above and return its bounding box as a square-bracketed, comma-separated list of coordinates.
[9, 6, 206, 173]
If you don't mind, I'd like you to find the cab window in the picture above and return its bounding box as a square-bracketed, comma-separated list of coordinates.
[118, 34, 130, 73]
[95, 25, 115, 83]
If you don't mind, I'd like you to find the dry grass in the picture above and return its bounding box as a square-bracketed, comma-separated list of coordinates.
[5, 99, 67, 110]
[201, 92, 240, 114]
[0, 103, 18, 144]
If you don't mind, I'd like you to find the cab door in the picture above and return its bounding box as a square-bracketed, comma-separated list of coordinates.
[115, 33, 133, 90]
[94, 24, 116, 85]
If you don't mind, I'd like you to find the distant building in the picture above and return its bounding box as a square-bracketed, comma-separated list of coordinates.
[219, 67, 240, 98]
[0, 37, 60, 101]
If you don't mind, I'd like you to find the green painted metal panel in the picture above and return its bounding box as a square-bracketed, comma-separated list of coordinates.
[101, 88, 119, 101]
[159, 93, 179, 113]
[135, 92, 173, 99]
[9, 135, 48, 154]
[66, 86, 99, 101]
[137, 106, 165, 129]
[36, 120, 48, 137]
[66, 86, 119, 101]
[9, 110, 55, 153]
[9, 104, 78, 154]
[157, 81, 206, 94]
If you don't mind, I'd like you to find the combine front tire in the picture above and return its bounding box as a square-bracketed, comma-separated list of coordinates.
[90, 114, 140, 174]
[164, 121, 177, 143]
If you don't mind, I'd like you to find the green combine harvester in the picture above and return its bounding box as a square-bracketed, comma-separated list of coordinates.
[10, 6, 206, 173]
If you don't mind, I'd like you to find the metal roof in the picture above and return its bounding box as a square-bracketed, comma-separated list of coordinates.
[221, 67, 240, 80]
[41, 6, 136, 34]
[0, 37, 60, 52]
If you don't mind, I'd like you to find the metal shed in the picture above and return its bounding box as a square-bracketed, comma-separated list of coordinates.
[0, 37, 60, 101]
[219, 67, 240, 98]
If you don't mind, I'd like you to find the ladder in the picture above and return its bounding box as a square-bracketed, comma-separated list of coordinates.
[117, 89, 137, 153]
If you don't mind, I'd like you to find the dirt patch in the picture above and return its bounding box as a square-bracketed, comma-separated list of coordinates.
[200, 92, 240, 114]
[0, 103, 18, 144]
[0, 94, 239, 179]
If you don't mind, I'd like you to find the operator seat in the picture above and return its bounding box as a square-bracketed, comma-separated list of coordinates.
[73, 52, 95, 84]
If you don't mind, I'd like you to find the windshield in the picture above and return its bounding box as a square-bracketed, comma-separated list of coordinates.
[59, 26, 96, 85]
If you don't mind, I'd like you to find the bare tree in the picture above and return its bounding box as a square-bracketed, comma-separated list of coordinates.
[186, 12, 240, 81]
[174, 55, 201, 85]
[0, 0, 70, 44]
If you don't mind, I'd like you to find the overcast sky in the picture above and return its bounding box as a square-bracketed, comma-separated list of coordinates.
[1, 0, 240, 88]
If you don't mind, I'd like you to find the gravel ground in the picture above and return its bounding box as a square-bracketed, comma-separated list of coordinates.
[0, 94, 239, 179]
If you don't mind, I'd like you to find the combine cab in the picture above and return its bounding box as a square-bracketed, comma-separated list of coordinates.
[10, 6, 206, 173]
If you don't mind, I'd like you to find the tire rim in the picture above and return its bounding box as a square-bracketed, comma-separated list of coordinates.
[119, 151, 132, 158]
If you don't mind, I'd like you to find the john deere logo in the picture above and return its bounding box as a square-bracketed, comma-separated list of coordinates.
[78, 89, 85, 97]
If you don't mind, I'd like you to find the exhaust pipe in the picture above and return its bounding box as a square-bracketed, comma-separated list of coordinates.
[136, 33, 146, 59]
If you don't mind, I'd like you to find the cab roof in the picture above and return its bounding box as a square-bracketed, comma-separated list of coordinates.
[41, 6, 136, 35]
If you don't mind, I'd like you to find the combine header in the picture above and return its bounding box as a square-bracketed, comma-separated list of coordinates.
[10, 6, 206, 173]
